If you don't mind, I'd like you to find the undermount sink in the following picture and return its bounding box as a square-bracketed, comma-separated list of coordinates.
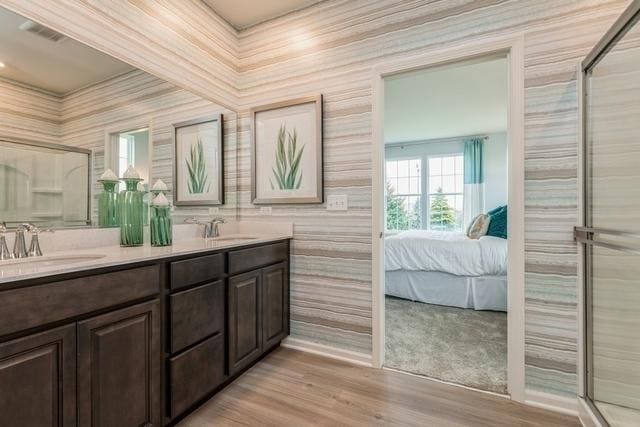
[0, 254, 106, 269]
[212, 236, 259, 242]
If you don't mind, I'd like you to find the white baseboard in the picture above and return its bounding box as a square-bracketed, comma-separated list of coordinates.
[524, 390, 579, 417]
[281, 337, 373, 367]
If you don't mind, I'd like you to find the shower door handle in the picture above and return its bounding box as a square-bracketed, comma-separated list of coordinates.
[574, 226, 640, 254]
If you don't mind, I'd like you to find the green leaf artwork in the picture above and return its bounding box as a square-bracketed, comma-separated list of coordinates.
[270, 124, 305, 190]
[185, 138, 210, 194]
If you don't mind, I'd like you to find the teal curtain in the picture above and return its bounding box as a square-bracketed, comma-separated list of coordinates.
[464, 138, 484, 184]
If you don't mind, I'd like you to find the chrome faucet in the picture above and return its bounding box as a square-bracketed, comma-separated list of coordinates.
[0, 222, 11, 260]
[185, 217, 226, 239]
[27, 225, 54, 257]
[209, 218, 225, 238]
[10, 223, 54, 258]
[13, 223, 30, 259]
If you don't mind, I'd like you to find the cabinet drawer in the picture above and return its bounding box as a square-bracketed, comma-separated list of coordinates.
[169, 280, 224, 353]
[228, 241, 288, 275]
[169, 333, 225, 417]
[170, 253, 224, 290]
[0, 265, 159, 337]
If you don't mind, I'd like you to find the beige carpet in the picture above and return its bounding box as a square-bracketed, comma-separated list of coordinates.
[385, 296, 507, 394]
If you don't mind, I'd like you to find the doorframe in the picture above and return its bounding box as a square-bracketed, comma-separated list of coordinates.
[371, 35, 526, 402]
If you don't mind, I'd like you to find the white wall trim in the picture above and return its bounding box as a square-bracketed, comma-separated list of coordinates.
[281, 337, 373, 367]
[370, 34, 527, 402]
[524, 390, 579, 417]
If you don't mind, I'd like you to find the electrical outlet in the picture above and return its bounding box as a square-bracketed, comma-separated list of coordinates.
[208, 207, 219, 215]
[260, 206, 272, 215]
[327, 194, 348, 211]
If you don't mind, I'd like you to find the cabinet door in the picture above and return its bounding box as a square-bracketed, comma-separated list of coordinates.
[78, 300, 160, 427]
[228, 270, 262, 374]
[0, 325, 76, 427]
[262, 262, 289, 349]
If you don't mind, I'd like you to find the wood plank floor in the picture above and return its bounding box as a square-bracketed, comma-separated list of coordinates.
[178, 347, 580, 426]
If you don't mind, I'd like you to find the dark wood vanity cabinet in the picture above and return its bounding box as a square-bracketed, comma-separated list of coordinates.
[77, 300, 161, 427]
[228, 269, 262, 374]
[0, 239, 290, 427]
[227, 261, 289, 374]
[261, 262, 289, 350]
[0, 325, 76, 427]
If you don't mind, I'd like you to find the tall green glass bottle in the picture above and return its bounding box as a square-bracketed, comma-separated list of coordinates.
[118, 166, 144, 247]
[150, 193, 172, 247]
[98, 180, 119, 227]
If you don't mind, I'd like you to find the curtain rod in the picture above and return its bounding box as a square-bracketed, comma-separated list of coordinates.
[385, 134, 489, 148]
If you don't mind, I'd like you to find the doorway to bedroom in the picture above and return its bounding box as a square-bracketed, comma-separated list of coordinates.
[381, 54, 510, 395]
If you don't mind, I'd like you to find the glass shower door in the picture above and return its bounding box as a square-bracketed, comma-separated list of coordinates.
[578, 2, 640, 425]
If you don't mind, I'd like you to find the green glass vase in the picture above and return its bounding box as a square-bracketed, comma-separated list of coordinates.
[98, 181, 119, 227]
[150, 206, 172, 247]
[118, 178, 144, 247]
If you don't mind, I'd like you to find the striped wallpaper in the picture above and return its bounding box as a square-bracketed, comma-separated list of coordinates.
[0, 78, 61, 144]
[0, 0, 632, 399]
[59, 70, 238, 222]
[234, 0, 631, 398]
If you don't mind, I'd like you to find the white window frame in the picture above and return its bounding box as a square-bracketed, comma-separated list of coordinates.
[384, 156, 422, 231]
[425, 153, 464, 231]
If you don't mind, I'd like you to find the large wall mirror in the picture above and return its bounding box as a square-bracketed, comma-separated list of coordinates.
[0, 5, 236, 228]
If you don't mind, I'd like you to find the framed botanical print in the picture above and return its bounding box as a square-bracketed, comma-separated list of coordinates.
[251, 95, 323, 204]
[173, 115, 224, 206]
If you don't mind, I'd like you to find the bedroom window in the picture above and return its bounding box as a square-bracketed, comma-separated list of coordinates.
[427, 155, 464, 231]
[386, 158, 422, 230]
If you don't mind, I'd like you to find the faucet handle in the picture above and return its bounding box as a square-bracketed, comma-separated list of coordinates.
[184, 217, 206, 225]
[26, 226, 53, 257]
[26, 225, 54, 235]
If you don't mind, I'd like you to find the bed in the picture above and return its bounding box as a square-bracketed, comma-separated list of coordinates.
[385, 230, 508, 311]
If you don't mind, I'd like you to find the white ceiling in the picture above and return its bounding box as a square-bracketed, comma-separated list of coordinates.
[0, 7, 134, 94]
[384, 57, 508, 144]
[203, 0, 322, 29]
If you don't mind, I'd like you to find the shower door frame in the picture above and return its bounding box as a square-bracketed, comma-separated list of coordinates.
[578, 1, 640, 425]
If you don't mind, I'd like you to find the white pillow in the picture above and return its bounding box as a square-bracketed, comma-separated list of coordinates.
[466, 214, 490, 239]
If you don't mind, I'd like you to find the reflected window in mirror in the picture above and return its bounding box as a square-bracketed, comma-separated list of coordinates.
[108, 128, 150, 191]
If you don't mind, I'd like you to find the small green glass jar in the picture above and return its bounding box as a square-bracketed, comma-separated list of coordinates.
[151, 206, 172, 246]
[118, 178, 144, 247]
[98, 180, 119, 227]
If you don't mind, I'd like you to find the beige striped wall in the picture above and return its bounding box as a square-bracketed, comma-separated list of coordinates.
[0, 0, 239, 109]
[59, 70, 237, 222]
[0, 78, 61, 144]
[0, 0, 633, 399]
[0, 71, 236, 222]
[234, 0, 631, 398]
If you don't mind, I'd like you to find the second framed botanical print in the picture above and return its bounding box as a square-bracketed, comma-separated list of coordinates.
[173, 115, 224, 206]
[251, 95, 323, 204]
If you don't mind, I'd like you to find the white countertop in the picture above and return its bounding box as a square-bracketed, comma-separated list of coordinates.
[0, 221, 293, 284]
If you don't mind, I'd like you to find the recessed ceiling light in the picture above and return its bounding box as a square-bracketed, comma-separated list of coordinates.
[0, 62, 5, 68]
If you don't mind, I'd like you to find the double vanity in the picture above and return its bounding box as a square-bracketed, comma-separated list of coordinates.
[0, 225, 292, 426]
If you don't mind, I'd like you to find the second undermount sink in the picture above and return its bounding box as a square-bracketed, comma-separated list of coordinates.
[0, 254, 106, 269]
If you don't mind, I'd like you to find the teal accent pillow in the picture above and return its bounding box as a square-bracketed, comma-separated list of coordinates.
[486, 205, 507, 239]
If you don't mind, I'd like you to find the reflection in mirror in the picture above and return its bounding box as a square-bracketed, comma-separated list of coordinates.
[0, 6, 237, 229]
[0, 139, 90, 227]
[108, 128, 151, 191]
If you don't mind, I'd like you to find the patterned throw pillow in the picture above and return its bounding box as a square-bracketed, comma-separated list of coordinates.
[466, 214, 490, 239]
[486, 205, 507, 239]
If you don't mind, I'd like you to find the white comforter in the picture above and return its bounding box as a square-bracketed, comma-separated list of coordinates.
[385, 230, 507, 276]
